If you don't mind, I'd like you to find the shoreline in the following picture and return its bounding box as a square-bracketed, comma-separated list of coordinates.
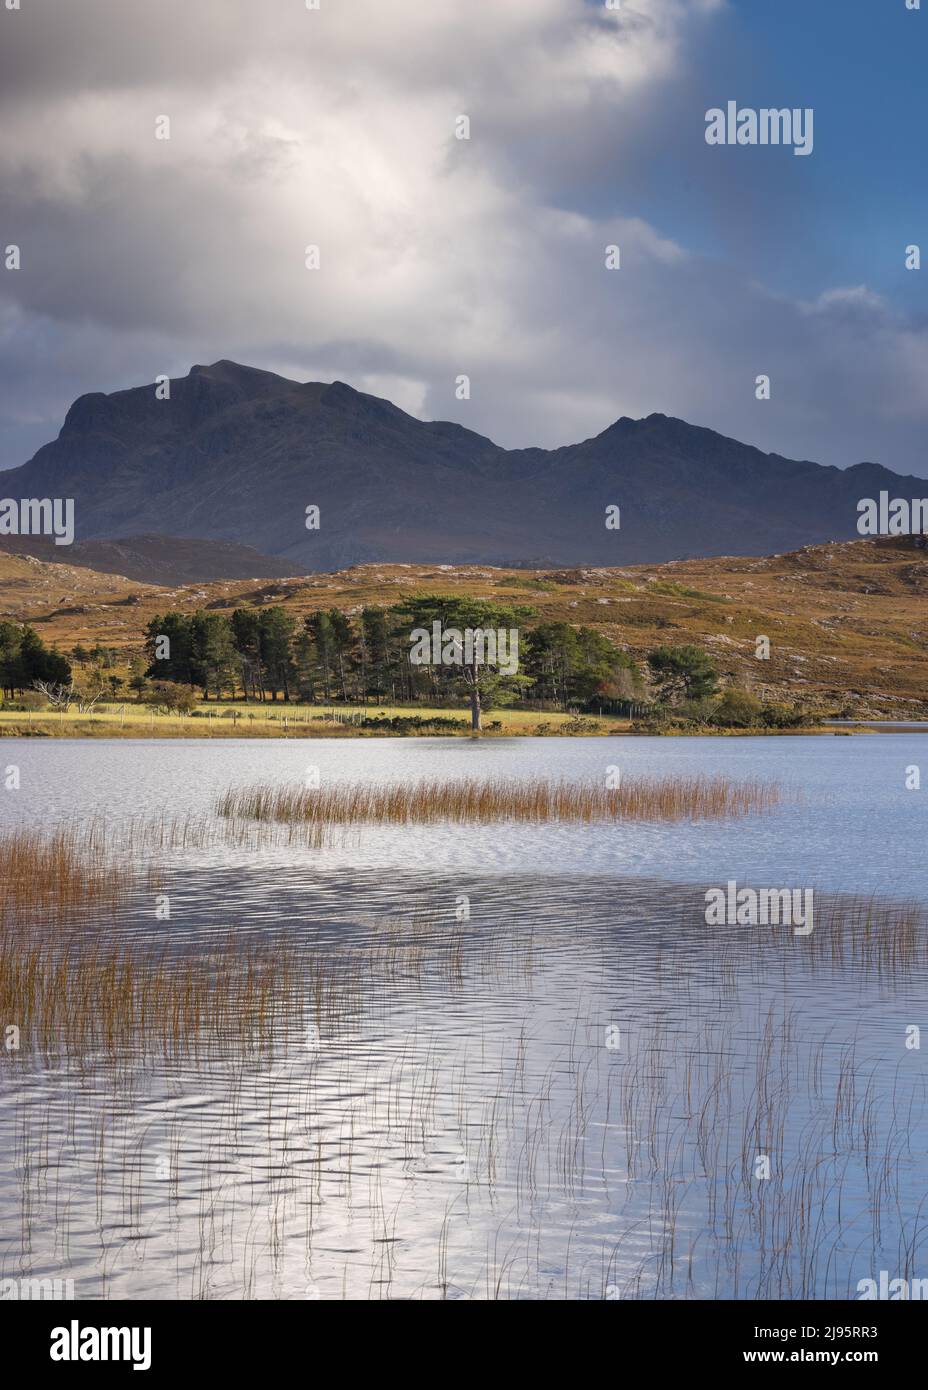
[0, 717, 875, 740]
[1, 705, 920, 740]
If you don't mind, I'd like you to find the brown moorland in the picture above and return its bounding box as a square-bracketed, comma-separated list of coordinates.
[1, 535, 927, 719]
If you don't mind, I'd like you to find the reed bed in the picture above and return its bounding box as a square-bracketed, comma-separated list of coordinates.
[0, 826, 124, 927]
[0, 825, 524, 1063]
[679, 888, 928, 975]
[812, 893, 927, 972]
[0, 826, 344, 1060]
[216, 774, 780, 828]
[0, 925, 349, 1062]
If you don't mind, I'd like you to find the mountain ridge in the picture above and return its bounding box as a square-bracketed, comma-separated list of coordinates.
[2, 360, 919, 575]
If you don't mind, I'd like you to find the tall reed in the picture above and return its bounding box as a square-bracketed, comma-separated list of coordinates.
[0, 929, 309, 1061]
[0, 827, 325, 1060]
[0, 826, 123, 927]
[216, 774, 780, 828]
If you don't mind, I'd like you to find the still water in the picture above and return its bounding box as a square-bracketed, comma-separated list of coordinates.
[0, 736, 925, 1300]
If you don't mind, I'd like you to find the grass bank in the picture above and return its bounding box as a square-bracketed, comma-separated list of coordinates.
[0, 703, 842, 739]
[0, 702, 583, 738]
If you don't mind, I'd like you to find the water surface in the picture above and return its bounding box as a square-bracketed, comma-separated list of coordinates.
[1, 737, 924, 1300]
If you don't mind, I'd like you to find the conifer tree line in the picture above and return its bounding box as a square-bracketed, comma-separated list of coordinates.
[0, 621, 71, 698]
[143, 598, 642, 712]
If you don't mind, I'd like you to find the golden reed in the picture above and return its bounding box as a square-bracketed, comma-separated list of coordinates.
[0, 827, 308, 1059]
[216, 774, 780, 827]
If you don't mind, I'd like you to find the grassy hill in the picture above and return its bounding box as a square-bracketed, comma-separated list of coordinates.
[2, 535, 928, 723]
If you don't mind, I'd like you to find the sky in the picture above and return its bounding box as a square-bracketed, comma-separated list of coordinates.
[0, 0, 926, 474]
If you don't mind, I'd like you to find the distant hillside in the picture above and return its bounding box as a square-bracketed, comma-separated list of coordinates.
[0, 534, 309, 585]
[4, 535, 928, 719]
[3, 360, 923, 571]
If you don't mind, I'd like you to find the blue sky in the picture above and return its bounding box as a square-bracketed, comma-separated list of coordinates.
[683, 0, 926, 304]
[577, 0, 927, 305]
[0, 0, 925, 475]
